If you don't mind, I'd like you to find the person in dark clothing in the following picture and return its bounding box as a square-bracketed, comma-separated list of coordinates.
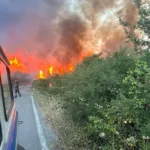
[14, 80, 21, 98]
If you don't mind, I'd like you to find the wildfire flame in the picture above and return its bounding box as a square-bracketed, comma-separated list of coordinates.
[37, 64, 74, 79]
[49, 66, 53, 75]
[9, 57, 25, 72]
[69, 65, 73, 72]
[39, 70, 46, 79]
[8, 50, 93, 79]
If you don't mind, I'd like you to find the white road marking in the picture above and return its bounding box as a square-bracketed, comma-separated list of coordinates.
[31, 96, 49, 150]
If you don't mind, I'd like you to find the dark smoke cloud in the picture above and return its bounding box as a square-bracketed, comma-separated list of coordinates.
[0, 0, 139, 69]
[55, 14, 87, 64]
[30, 0, 66, 60]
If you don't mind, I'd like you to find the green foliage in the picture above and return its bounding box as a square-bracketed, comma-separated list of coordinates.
[32, 1, 150, 148]
[86, 60, 150, 149]
[58, 50, 137, 124]
[33, 49, 150, 149]
[32, 50, 150, 149]
[141, 51, 150, 67]
[32, 79, 49, 94]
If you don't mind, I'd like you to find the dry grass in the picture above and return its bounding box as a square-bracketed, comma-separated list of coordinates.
[32, 89, 90, 150]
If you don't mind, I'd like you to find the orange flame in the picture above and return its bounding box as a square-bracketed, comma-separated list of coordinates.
[69, 65, 74, 72]
[8, 50, 94, 79]
[10, 57, 18, 65]
[49, 66, 53, 75]
[9, 57, 25, 72]
[39, 70, 46, 79]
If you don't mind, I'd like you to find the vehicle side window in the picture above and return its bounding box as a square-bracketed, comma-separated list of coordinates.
[0, 61, 12, 118]
[0, 122, 2, 145]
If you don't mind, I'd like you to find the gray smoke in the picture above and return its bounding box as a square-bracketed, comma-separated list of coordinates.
[54, 14, 87, 64]
[0, 0, 139, 68]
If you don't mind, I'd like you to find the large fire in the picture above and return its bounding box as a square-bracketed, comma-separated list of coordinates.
[3, 0, 144, 80]
[8, 55, 82, 79]
[33, 64, 75, 79]
[7, 48, 94, 79]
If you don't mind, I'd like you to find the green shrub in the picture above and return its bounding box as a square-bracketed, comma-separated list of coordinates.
[86, 60, 150, 149]
[59, 49, 137, 124]
[32, 49, 150, 149]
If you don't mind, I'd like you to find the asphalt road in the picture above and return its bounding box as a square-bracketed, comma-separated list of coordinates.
[15, 85, 41, 150]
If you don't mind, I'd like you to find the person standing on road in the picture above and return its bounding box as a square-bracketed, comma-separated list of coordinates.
[14, 80, 21, 98]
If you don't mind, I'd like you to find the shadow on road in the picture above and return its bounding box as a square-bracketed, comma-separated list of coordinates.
[17, 144, 25, 150]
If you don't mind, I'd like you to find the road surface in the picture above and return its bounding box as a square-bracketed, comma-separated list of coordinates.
[15, 85, 41, 150]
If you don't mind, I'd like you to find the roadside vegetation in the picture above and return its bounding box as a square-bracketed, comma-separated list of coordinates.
[32, 0, 150, 149]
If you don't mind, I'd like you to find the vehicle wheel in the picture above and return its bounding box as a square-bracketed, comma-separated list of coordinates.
[17, 144, 25, 150]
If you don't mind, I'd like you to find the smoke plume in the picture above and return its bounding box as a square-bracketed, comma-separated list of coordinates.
[0, 0, 139, 71]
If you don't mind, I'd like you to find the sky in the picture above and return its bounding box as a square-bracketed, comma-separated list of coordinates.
[0, 0, 64, 53]
[0, 0, 37, 38]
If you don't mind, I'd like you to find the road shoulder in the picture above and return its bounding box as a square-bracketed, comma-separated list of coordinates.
[31, 95, 58, 150]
